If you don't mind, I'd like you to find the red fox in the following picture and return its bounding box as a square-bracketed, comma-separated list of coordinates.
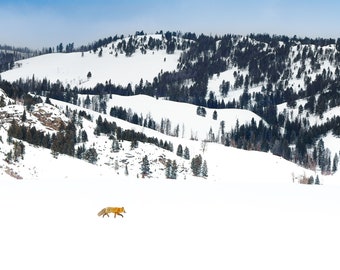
[97, 207, 126, 218]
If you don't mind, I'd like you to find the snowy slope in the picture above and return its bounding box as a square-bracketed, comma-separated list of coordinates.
[75, 93, 265, 141]
[1, 158, 340, 270]
[0, 86, 332, 183]
[1, 34, 340, 270]
[1, 53, 340, 270]
[1, 46, 180, 89]
[2, 109, 340, 270]
[276, 98, 340, 155]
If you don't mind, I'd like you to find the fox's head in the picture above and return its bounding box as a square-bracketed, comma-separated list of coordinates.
[122, 207, 126, 213]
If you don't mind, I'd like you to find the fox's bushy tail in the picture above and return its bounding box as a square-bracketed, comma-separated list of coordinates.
[97, 208, 106, 216]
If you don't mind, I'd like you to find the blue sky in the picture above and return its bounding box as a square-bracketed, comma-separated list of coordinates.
[1, 0, 340, 49]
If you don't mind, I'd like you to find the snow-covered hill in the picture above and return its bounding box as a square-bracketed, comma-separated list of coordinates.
[68, 93, 264, 141]
[1, 35, 181, 88]
[1, 146, 340, 270]
[0, 88, 320, 183]
[1, 89, 340, 270]
[1, 32, 340, 270]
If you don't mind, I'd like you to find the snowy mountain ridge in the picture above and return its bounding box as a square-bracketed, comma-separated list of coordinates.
[1, 31, 340, 181]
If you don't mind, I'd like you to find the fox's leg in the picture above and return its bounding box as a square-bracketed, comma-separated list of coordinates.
[117, 213, 124, 218]
[103, 212, 109, 218]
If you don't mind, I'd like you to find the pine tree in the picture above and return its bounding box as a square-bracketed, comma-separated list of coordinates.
[81, 130, 88, 142]
[317, 139, 326, 172]
[165, 159, 172, 179]
[87, 71, 92, 80]
[165, 159, 178, 179]
[130, 140, 138, 150]
[5, 150, 13, 162]
[183, 147, 190, 160]
[76, 144, 85, 159]
[84, 147, 98, 164]
[176, 144, 183, 157]
[315, 175, 320, 185]
[191, 154, 202, 176]
[112, 138, 120, 152]
[141, 155, 150, 177]
[21, 109, 27, 122]
[84, 94, 91, 108]
[0, 95, 6, 107]
[308, 175, 314, 184]
[201, 160, 208, 178]
[171, 160, 178, 179]
[13, 141, 25, 161]
[332, 153, 339, 173]
[213, 110, 218, 120]
[57, 43, 63, 52]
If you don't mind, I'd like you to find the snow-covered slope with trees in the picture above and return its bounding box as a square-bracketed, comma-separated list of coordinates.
[0, 88, 316, 182]
[1, 31, 339, 177]
[0, 95, 339, 269]
[1, 87, 339, 270]
[1, 31, 340, 270]
[1, 34, 181, 88]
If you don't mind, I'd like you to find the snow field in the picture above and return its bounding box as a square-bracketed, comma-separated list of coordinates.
[1, 177, 340, 270]
[1, 35, 340, 270]
[1, 47, 181, 89]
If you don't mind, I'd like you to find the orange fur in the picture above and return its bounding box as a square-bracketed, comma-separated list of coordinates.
[97, 207, 126, 218]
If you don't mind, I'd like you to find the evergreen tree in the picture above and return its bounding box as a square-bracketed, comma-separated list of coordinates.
[332, 153, 339, 173]
[317, 139, 326, 171]
[196, 106, 207, 117]
[171, 160, 178, 179]
[166, 40, 176, 54]
[213, 110, 218, 120]
[220, 80, 230, 97]
[57, 43, 63, 53]
[112, 138, 120, 152]
[76, 144, 86, 159]
[5, 150, 13, 163]
[191, 154, 202, 176]
[315, 175, 320, 185]
[201, 160, 208, 178]
[130, 140, 138, 149]
[141, 155, 150, 177]
[84, 94, 91, 109]
[87, 72, 92, 80]
[183, 147, 190, 160]
[81, 130, 88, 142]
[84, 147, 98, 164]
[13, 141, 25, 162]
[51, 128, 75, 157]
[308, 175, 314, 184]
[165, 159, 178, 179]
[165, 159, 172, 179]
[21, 109, 27, 122]
[0, 96, 6, 107]
[176, 144, 183, 157]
